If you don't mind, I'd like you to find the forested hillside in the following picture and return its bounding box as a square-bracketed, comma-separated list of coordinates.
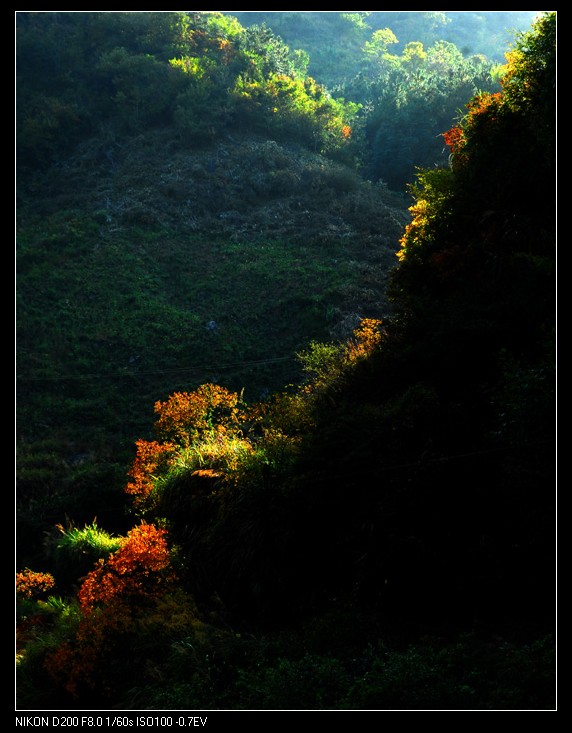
[16, 11, 555, 712]
[233, 10, 538, 187]
[16, 10, 407, 570]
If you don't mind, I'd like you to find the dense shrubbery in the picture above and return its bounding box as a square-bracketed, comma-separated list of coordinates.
[233, 11, 539, 188]
[17, 11, 536, 186]
[17, 11, 359, 168]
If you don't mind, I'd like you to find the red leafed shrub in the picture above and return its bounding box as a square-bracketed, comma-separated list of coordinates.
[16, 569, 55, 600]
[78, 523, 174, 610]
[442, 125, 465, 155]
[44, 523, 177, 698]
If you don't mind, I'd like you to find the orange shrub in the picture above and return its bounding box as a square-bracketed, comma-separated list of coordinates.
[45, 523, 177, 697]
[153, 383, 243, 445]
[125, 439, 176, 511]
[16, 569, 55, 600]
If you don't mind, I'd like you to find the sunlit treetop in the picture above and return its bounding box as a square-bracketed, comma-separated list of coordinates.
[397, 11, 555, 277]
[441, 11, 555, 167]
[363, 28, 399, 63]
[500, 11, 556, 112]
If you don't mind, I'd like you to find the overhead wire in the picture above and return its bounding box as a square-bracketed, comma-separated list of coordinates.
[16, 354, 298, 383]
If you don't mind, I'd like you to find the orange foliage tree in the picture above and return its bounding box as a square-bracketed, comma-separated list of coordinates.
[154, 383, 243, 445]
[125, 383, 245, 513]
[344, 318, 384, 364]
[125, 439, 176, 512]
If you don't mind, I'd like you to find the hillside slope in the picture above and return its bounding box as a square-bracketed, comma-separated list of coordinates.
[16, 11, 555, 712]
[17, 125, 408, 561]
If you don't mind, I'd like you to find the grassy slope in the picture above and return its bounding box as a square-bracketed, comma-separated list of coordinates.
[16, 126, 408, 564]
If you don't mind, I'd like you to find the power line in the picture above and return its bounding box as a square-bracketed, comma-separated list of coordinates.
[16, 355, 298, 383]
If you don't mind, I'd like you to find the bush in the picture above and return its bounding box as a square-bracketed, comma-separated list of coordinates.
[44, 521, 122, 590]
